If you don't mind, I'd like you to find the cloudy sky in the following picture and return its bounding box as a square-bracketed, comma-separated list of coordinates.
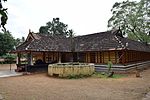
[4, 0, 131, 38]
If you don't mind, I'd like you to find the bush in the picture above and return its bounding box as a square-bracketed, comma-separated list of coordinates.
[2, 53, 16, 64]
[93, 72, 126, 79]
[64, 74, 91, 79]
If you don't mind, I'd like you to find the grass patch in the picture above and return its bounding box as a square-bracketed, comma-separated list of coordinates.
[92, 72, 127, 79]
[65, 74, 91, 79]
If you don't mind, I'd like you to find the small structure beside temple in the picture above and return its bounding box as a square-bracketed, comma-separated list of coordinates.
[12, 29, 150, 73]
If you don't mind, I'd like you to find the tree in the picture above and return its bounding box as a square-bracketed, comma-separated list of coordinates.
[68, 29, 75, 38]
[0, 31, 16, 56]
[39, 18, 75, 37]
[15, 36, 25, 46]
[2, 53, 16, 70]
[0, 0, 8, 31]
[108, 0, 150, 43]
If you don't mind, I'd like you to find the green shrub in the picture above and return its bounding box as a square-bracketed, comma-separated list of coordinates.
[65, 74, 91, 79]
[93, 72, 126, 79]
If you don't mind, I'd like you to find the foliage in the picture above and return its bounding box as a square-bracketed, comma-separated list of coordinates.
[106, 61, 114, 77]
[15, 36, 25, 46]
[63, 74, 91, 79]
[39, 18, 75, 37]
[107, 61, 113, 73]
[108, 0, 150, 43]
[0, 30, 16, 56]
[0, 0, 8, 31]
[93, 72, 126, 79]
[2, 53, 16, 63]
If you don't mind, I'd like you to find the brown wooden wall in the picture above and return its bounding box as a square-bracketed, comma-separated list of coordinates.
[85, 51, 118, 64]
[32, 52, 59, 63]
[125, 50, 150, 63]
[31, 50, 150, 64]
[84, 50, 150, 64]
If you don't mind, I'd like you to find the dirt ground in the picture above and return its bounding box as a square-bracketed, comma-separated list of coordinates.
[0, 64, 150, 100]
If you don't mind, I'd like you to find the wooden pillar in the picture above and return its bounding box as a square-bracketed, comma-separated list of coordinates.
[58, 52, 61, 63]
[126, 51, 128, 63]
[16, 53, 21, 65]
[108, 51, 111, 61]
[100, 52, 102, 63]
[88, 52, 90, 63]
[124, 51, 126, 63]
[70, 52, 73, 62]
[85, 53, 88, 63]
[43, 52, 46, 63]
[102, 52, 104, 63]
[53, 52, 55, 61]
[57, 52, 59, 62]
[97, 52, 100, 63]
[27, 52, 33, 65]
[95, 52, 98, 63]
[115, 51, 117, 64]
[121, 51, 126, 65]
[86, 52, 90, 63]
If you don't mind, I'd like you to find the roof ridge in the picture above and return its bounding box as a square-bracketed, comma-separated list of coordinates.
[26, 39, 35, 50]
[114, 36, 127, 49]
[75, 30, 112, 38]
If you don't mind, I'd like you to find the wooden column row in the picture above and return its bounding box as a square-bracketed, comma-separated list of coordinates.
[126, 51, 150, 63]
[85, 52, 90, 63]
[32, 52, 60, 63]
[85, 51, 119, 64]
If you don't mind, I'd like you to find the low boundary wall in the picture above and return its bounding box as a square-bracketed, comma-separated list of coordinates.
[95, 61, 150, 73]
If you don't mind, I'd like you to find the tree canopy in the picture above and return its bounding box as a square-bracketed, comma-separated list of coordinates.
[0, 31, 16, 56]
[108, 0, 150, 43]
[15, 36, 25, 47]
[0, 0, 8, 31]
[39, 18, 75, 37]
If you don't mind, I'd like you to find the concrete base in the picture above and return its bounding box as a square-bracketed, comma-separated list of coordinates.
[0, 70, 23, 78]
[95, 61, 150, 73]
[48, 63, 95, 77]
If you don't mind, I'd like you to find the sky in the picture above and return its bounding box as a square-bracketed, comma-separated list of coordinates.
[4, 0, 130, 38]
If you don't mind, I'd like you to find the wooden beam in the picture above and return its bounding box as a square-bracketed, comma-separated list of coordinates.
[16, 53, 21, 65]
[100, 52, 102, 63]
[87, 52, 90, 63]
[108, 51, 110, 61]
[98, 52, 100, 63]
[121, 51, 125, 65]
[43, 52, 46, 63]
[27, 52, 33, 65]
[85, 52, 87, 63]
[115, 51, 117, 64]
[58, 52, 61, 63]
[95, 52, 97, 63]
[102, 52, 104, 63]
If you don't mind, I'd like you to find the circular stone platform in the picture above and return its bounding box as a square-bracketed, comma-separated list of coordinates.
[48, 63, 95, 78]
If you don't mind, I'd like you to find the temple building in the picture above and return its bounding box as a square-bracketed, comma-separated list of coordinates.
[13, 30, 150, 72]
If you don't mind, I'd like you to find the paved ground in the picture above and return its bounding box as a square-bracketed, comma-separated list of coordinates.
[0, 64, 150, 100]
[0, 70, 23, 78]
[0, 64, 23, 78]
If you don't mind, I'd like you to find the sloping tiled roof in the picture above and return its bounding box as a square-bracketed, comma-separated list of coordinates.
[74, 31, 123, 51]
[16, 33, 72, 52]
[15, 30, 150, 52]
